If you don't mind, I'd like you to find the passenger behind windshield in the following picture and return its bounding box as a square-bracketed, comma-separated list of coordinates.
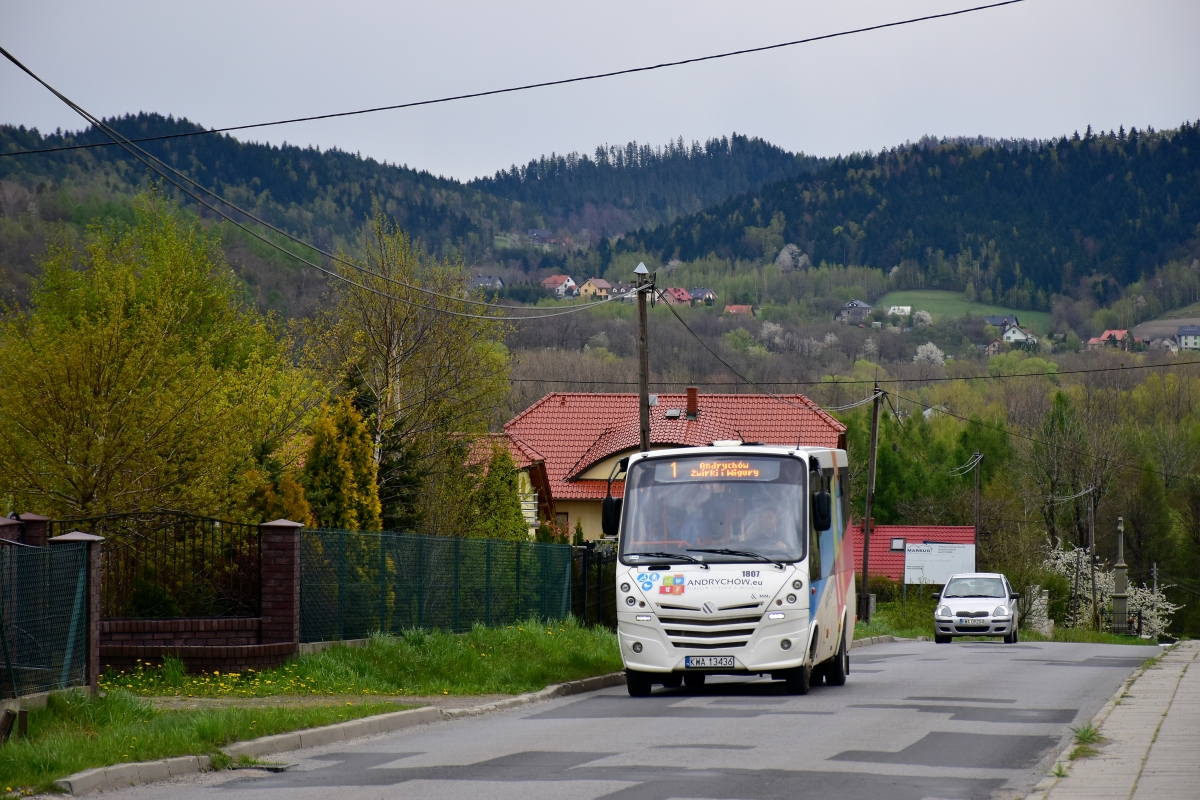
[942, 576, 1006, 598]
[619, 455, 805, 563]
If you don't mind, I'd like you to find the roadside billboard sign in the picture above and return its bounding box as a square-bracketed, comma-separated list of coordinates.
[905, 542, 976, 585]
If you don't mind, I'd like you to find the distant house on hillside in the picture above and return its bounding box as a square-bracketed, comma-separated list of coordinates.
[609, 282, 637, 302]
[474, 275, 504, 291]
[983, 338, 1004, 356]
[578, 278, 611, 299]
[690, 288, 719, 306]
[888, 305, 912, 316]
[724, 304, 755, 317]
[662, 287, 693, 306]
[836, 300, 872, 324]
[1002, 325, 1037, 347]
[984, 315, 1020, 333]
[541, 274, 577, 298]
[527, 229, 552, 245]
[1178, 325, 1200, 351]
[1086, 329, 1129, 351]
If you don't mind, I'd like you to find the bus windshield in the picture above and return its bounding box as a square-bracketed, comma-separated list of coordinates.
[619, 454, 806, 564]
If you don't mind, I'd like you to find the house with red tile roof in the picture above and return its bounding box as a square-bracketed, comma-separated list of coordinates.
[662, 287, 694, 305]
[724, 304, 755, 316]
[849, 524, 976, 583]
[502, 388, 846, 539]
[540, 274, 577, 298]
[1087, 329, 1130, 351]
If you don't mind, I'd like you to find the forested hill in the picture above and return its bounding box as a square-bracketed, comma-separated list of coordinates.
[620, 123, 1200, 306]
[471, 134, 821, 236]
[0, 112, 524, 257]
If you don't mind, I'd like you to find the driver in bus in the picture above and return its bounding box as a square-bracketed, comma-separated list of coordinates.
[745, 508, 788, 552]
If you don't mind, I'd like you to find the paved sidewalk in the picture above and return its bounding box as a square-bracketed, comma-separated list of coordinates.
[1032, 639, 1199, 800]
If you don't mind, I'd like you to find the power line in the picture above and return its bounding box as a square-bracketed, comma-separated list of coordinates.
[887, 389, 1185, 484]
[2, 1, 1027, 159]
[0, 45, 615, 323]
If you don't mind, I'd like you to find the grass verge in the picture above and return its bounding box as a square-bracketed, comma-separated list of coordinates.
[854, 601, 1159, 646]
[104, 617, 622, 698]
[0, 690, 403, 796]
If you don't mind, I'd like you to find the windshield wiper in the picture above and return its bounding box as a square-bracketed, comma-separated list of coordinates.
[687, 548, 786, 569]
[946, 594, 1001, 598]
[627, 551, 710, 569]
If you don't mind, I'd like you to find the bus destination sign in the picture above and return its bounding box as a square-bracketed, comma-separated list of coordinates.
[654, 459, 781, 482]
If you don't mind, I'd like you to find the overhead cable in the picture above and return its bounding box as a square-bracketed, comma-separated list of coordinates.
[1, 1, 1026, 158]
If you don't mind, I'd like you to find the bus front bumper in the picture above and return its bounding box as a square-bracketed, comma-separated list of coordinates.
[617, 613, 812, 674]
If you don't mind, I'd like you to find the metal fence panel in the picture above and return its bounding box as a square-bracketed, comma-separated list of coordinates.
[0, 542, 89, 699]
[299, 530, 573, 642]
[571, 545, 618, 630]
[50, 512, 260, 618]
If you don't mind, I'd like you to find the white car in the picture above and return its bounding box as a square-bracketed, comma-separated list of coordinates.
[933, 573, 1021, 644]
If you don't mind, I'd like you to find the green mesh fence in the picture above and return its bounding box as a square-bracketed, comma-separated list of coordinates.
[0, 542, 89, 699]
[299, 530, 573, 642]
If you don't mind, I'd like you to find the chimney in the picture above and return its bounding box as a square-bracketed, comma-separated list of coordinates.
[686, 387, 699, 420]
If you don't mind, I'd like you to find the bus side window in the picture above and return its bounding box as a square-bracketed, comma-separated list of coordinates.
[837, 467, 851, 532]
[809, 494, 823, 582]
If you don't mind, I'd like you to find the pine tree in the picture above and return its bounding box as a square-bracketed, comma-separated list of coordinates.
[469, 446, 529, 541]
[302, 399, 381, 530]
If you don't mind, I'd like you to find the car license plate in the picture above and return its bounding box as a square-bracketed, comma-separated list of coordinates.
[685, 656, 734, 668]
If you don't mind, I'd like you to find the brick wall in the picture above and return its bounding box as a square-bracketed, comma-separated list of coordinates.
[100, 618, 262, 647]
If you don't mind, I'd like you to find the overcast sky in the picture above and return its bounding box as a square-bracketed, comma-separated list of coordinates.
[3, 1, 1198, 181]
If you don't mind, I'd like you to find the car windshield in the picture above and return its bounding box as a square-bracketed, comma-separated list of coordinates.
[943, 577, 1006, 598]
[619, 454, 806, 564]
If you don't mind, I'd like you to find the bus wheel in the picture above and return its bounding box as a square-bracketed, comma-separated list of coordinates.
[784, 665, 810, 695]
[662, 673, 683, 689]
[824, 637, 849, 686]
[683, 673, 706, 690]
[626, 670, 653, 697]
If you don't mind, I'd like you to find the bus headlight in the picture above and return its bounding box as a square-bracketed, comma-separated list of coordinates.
[780, 639, 792, 650]
[792, 579, 802, 590]
[786, 594, 797, 604]
[620, 582, 631, 592]
[631, 642, 643, 653]
[626, 596, 637, 606]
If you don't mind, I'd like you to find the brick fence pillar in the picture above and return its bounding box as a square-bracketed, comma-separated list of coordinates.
[18, 513, 50, 546]
[0, 517, 20, 543]
[259, 519, 303, 648]
[49, 531, 103, 694]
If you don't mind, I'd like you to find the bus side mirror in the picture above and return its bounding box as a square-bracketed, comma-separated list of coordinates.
[812, 491, 832, 532]
[602, 496, 622, 537]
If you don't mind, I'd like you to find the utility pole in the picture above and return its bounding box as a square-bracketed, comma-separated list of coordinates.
[973, 451, 983, 557]
[858, 383, 882, 624]
[1088, 485, 1098, 631]
[635, 262, 651, 453]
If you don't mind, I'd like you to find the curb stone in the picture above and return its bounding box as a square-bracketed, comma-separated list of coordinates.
[51, 672, 626, 796]
[850, 635, 897, 648]
[1022, 641, 1173, 800]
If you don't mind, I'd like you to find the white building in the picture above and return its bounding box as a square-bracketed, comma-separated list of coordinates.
[1002, 325, 1037, 346]
[888, 305, 912, 316]
[1178, 325, 1200, 351]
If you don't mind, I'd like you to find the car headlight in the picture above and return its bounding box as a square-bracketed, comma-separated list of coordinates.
[936, 605, 952, 617]
[993, 606, 1010, 617]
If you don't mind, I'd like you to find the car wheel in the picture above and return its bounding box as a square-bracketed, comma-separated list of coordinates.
[1014, 627, 1019, 643]
[626, 670, 653, 697]
[824, 635, 849, 686]
[683, 673, 706, 690]
[934, 634, 951, 644]
[784, 664, 811, 695]
[661, 673, 683, 688]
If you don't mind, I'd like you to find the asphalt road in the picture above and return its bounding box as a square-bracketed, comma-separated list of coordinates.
[108, 639, 1160, 800]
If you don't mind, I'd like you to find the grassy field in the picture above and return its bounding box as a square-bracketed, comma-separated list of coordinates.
[0, 691, 402, 795]
[876, 290, 1051, 334]
[104, 618, 623, 698]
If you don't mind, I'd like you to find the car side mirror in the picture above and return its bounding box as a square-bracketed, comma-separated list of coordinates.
[1010, 592, 1021, 600]
[602, 496, 622, 537]
[811, 491, 832, 532]
[932, 593, 940, 600]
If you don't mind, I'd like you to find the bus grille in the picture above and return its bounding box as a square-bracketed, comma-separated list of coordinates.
[658, 613, 763, 650]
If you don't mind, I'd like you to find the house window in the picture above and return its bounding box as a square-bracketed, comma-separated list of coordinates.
[556, 512, 568, 530]
[890, 537, 906, 551]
